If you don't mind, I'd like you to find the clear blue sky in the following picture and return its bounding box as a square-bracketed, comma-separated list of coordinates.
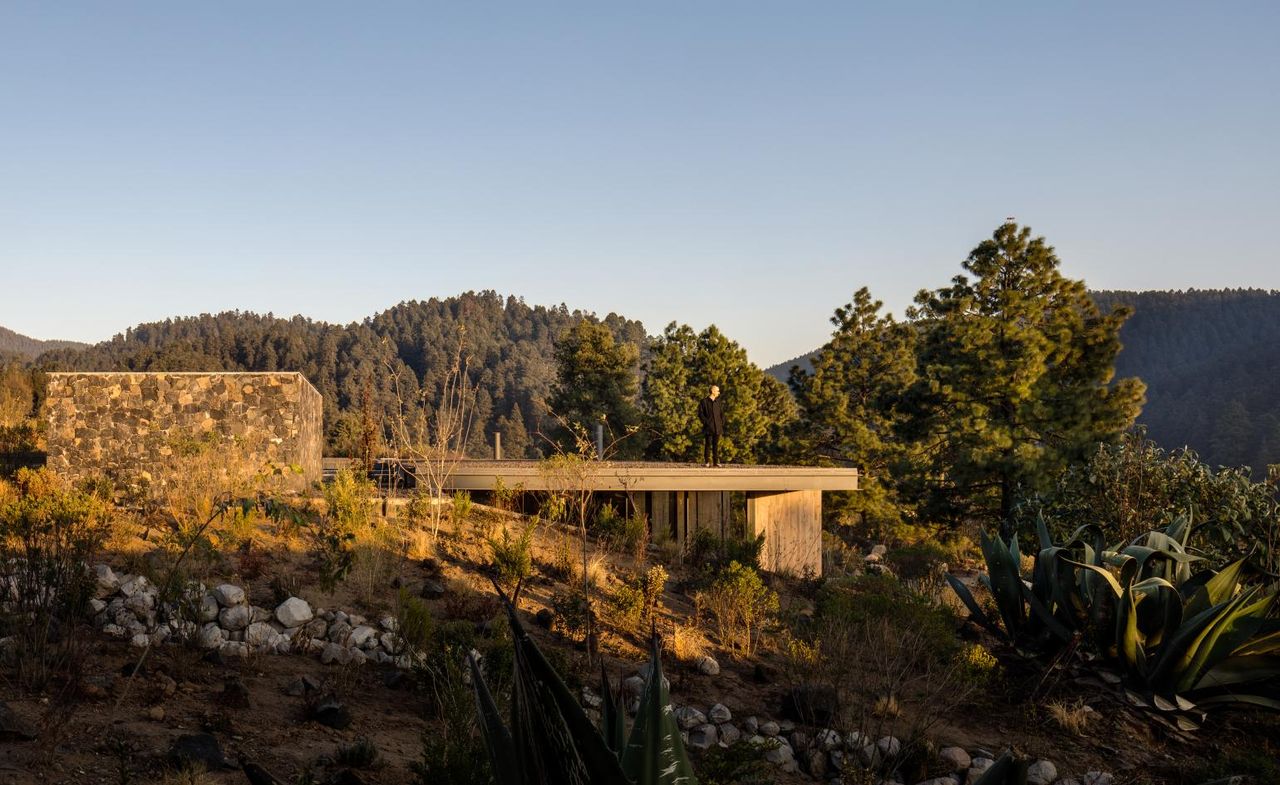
[2, 2, 1277, 366]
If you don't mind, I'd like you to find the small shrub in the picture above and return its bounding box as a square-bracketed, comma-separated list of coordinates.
[687, 530, 765, 581]
[609, 583, 645, 633]
[1045, 700, 1090, 735]
[694, 740, 772, 785]
[404, 488, 434, 531]
[957, 642, 999, 686]
[397, 589, 435, 658]
[337, 737, 381, 768]
[548, 529, 576, 582]
[350, 524, 403, 604]
[640, 564, 667, 623]
[487, 523, 534, 591]
[451, 490, 473, 522]
[815, 573, 961, 663]
[324, 468, 375, 534]
[551, 588, 592, 642]
[669, 623, 708, 663]
[698, 561, 778, 653]
[885, 540, 950, 594]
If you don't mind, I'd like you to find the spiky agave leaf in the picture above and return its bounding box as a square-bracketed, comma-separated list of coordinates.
[470, 651, 521, 785]
[621, 635, 698, 785]
[980, 530, 1026, 640]
[601, 663, 627, 758]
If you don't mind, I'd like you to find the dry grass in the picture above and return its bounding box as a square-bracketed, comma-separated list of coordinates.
[669, 623, 708, 662]
[158, 764, 216, 785]
[873, 694, 901, 718]
[1046, 699, 1091, 734]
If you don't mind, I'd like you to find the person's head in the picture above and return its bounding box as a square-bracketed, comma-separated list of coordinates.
[709, 385, 720, 400]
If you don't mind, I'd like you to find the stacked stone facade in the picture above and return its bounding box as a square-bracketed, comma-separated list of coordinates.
[45, 372, 322, 490]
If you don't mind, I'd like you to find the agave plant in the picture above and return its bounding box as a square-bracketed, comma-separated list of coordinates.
[948, 514, 1280, 710]
[470, 580, 699, 785]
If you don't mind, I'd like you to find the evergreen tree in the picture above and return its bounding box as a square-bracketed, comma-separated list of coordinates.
[641, 323, 795, 463]
[787, 288, 918, 527]
[901, 222, 1145, 532]
[547, 320, 642, 455]
[496, 403, 534, 459]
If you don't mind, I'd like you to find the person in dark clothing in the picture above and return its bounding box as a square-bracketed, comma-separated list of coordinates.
[697, 385, 725, 467]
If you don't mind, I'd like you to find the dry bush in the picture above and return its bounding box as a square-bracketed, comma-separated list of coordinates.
[350, 523, 404, 605]
[159, 765, 215, 785]
[669, 623, 708, 662]
[1046, 699, 1091, 734]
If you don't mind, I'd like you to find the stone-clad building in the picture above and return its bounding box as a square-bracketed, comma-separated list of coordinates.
[45, 372, 323, 490]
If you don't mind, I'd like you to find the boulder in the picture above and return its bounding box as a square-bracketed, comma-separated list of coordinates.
[743, 716, 759, 735]
[719, 723, 741, 745]
[764, 739, 795, 766]
[686, 723, 718, 750]
[1083, 773, 1115, 785]
[321, 642, 352, 665]
[708, 703, 731, 724]
[198, 624, 224, 649]
[815, 728, 842, 750]
[695, 655, 720, 676]
[212, 584, 245, 607]
[274, 597, 312, 628]
[674, 706, 706, 730]
[245, 622, 278, 648]
[623, 676, 645, 697]
[938, 746, 971, 772]
[311, 696, 351, 729]
[302, 618, 329, 639]
[759, 720, 780, 737]
[118, 574, 150, 598]
[0, 702, 38, 741]
[93, 564, 119, 597]
[1027, 760, 1058, 785]
[198, 594, 220, 623]
[219, 605, 250, 632]
[876, 735, 901, 758]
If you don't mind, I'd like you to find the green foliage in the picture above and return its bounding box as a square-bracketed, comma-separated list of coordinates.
[901, 222, 1146, 530]
[551, 588, 593, 642]
[609, 584, 646, 634]
[947, 517, 1280, 709]
[699, 561, 778, 653]
[884, 540, 951, 593]
[0, 361, 35, 427]
[487, 523, 535, 591]
[549, 319, 643, 456]
[451, 490, 473, 521]
[641, 565, 667, 623]
[0, 467, 114, 688]
[786, 287, 919, 529]
[594, 503, 648, 558]
[324, 467, 375, 534]
[685, 529, 765, 579]
[816, 573, 961, 662]
[641, 323, 796, 464]
[397, 589, 435, 655]
[1028, 428, 1279, 573]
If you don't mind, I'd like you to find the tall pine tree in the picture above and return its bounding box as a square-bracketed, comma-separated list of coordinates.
[547, 320, 642, 456]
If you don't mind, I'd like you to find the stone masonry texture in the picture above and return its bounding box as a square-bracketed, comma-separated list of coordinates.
[44, 372, 322, 490]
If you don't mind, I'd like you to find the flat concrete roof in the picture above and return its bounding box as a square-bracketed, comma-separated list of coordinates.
[326, 458, 858, 492]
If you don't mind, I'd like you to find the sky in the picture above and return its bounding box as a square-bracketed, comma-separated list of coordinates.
[2, 2, 1278, 367]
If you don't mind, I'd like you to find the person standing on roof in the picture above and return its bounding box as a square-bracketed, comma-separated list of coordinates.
[697, 384, 725, 467]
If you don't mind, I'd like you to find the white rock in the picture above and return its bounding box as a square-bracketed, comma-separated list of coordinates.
[245, 622, 278, 648]
[198, 594, 220, 622]
[350, 648, 368, 666]
[674, 706, 706, 730]
[708, 703, 732, 724]
[938, 746, 971, 772]
[876, 736, 901, 758]
[1083, 773, 1115, 785]
[130, 633, 150, 648]
[719, 723, 741, 745]
[349, 624, 378, 648]
[379, 632, 400, 653]
[93, 564, 119, 596]
[118, 575, 150, 598]
[695, 654, 720, 676]
[760, 721, 780, 737]
[687, 723, 718, 750]
[815, 728, 841, 750]
[328, 619, 353, 643]
[302, 618, 329, 639]
[765, 740, 795, 765]
[321, 642, 352, 665]
[744, 716, 759, 734]
[212, 584, 245, 607]
[379, 615, 398, 632]
[124, 593, 155, 614]
[275, 597, 313, 628]
[623, 676, 645, 697]
[102, 623, 126, 638]
[219, 605, 251, 631]
[198, 624, 224, 649]
[1027, 760, 1058, 785]
[89, 598, 107, 614]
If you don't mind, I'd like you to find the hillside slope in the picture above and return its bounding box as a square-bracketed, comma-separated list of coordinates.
[0, 325, 86, 359]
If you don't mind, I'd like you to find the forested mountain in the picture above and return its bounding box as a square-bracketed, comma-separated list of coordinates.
[33, 292, 648, 458]
[0, 325, 85, 360]
[768, 288, 1280, 476]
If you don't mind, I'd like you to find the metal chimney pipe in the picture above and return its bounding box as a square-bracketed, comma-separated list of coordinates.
[494, 431, 502, 461]
[595, 422, 604, 459]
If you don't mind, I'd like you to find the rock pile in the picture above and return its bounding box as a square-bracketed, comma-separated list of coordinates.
[88, 565, 417, 668]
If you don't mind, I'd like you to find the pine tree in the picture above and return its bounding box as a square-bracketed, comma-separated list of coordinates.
[901, 222, 1146, 532]
[547, 320, 642, 456]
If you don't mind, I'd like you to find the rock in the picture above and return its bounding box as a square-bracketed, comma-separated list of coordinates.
[759, 720, 780, 737]
[284, 675, 322, 697]
[145, 706, 165, 721]
[124, 592, 155, 615]
[828, 749, 846, 772]
[311, 696, 352, 729]
[674, 706, 706, 730]
[1083, 773, 1115, 785]
[623, 675, 645, 697]
[581, 687, 602, 709]
[534, 608, 554, 628]
[321, 642, 352, 665]
[272, 596, 312, 628]
[420, 579, 445, 599]
[350, 648, 368, 666]
[0, 702, 38, 741]
[695, 654, 720, 676]
[811, 728, 838, 750]
[876, 736, 901, 759]
[219, 605, 250, 631]
[1027, 760, 1057, 785]
[966, 757, 995, 783]
[379, 632, 400, 653]
[212, 584, 245, 607]
[349, 625, 378, 648]
[790, 729, 809, 750]
[870, 544, 888, 557]
[743, 716, 759, 735]
[328, 619, 353, 644]
[781, 684, 838, 726]
[118, 574, 150, 598]
[802, 748, 826, 778]
[250, 605, 273, 624]
[102, 623, 126, 638]
[93, 564, 119, 596]
[220, 641, 248, 658]
[765, 739, 795, 765]
[198, 623, 224, 650]
[916, 778, 959, 785]
[130, 633, 150, 648]
[719, 723, 741, 745]
[708, 703, 731, 724]
[169, 733, 231, 770]
[687, 723, 718, 750]
[197, 594, 220, 623]
[938, 746, 971, 772]
[245, 622, 278, 648]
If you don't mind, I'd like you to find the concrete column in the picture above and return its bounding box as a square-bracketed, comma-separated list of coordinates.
[747, 490, 822, 577]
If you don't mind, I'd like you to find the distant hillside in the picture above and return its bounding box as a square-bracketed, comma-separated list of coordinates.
[35, 291, 648, 458]
[768, 288, 1280, 475]
[0, 325, 87, 360]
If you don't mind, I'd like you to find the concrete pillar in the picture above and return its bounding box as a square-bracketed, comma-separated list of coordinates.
[747, 490, 822, 577]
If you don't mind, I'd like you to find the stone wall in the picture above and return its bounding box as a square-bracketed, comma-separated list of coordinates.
[45, 372, 323, 490]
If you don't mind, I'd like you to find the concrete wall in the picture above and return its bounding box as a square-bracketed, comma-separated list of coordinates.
[45, 372, 323, 491]
[747, 490, 822, 577]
